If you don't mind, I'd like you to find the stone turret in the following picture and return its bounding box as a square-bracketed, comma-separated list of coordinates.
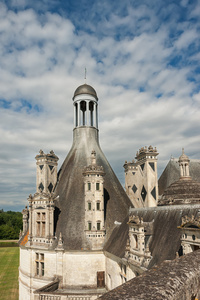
[124, 146, 159, 208]
[178, 148, 191, 179]
[35, 150, 59, 194]
[83, 150, 106, 250]
[158, 149, 200, 206]
[26, 150, 59, 248]
[54, 83, 132, 250]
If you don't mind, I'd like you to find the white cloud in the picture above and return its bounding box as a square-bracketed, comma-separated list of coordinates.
[0, 1, 200, 210]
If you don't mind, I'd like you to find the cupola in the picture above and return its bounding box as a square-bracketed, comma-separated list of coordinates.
[72, 83, 98, 129]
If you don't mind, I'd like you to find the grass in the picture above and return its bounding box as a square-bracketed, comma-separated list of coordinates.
[0, 246, 19, 300]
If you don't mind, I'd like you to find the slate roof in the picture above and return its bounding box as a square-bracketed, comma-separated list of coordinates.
[104, 204, 200, 268]
[159, 178, 200, 206]
[98, 249, 200, 300]
[54, 126, 132, 251]
[158, 158, 200, 195]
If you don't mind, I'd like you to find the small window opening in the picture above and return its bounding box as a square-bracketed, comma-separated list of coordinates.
[96, 202, 100, 210]
[88, 222, 92, 230]
[96, 183, 100, 190]
[88, 202, 91, 210]
[97, 222, 101, 230]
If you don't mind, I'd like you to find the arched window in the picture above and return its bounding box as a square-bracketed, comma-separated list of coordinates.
[75, 103, 78, 127]
[89, 101, 94, 126]
[80, 101, 86, 125]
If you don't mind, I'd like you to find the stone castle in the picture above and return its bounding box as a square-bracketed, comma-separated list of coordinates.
[19, 84, 200, 300]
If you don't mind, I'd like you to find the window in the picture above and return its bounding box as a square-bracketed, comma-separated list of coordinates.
[88, 182, 91, 190]
[36, 212, 46, 237]
[41, 262, 44, 276]
[35, 253, 44, 277]
[97, 222, 101, 230]
[96, 183, 100, 190]
[96, 202, 100, 210]
[36, 262, 39, 275]
[88, 202, 91, 210]
[42, 222, 45, 237]
[88, 222, 92, 230]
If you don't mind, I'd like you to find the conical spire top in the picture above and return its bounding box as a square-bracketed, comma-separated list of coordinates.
[178, 148, 190, 179]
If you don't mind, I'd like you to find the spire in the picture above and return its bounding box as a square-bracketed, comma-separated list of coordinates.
[178, 148, 191, 179]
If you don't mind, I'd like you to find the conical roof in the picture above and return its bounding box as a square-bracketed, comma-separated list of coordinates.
[54, 127, 132, 250]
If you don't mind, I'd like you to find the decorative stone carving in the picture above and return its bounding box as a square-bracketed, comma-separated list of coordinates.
[180, 215, 200, 228]
[128, 215, 143, 225]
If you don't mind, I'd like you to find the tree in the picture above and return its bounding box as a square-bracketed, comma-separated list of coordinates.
[0, 210, 23, 239]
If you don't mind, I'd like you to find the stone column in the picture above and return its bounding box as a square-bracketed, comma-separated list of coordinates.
[77, 101, 80, 127]
[46, 207, 50, 238]
[74, 104, 76, 128]
[86, 101, 89, 126]
[28, 201, 33, 242]
[93, 102, 97, 128]
[180, 164, 183, 177]
[96, 103, 98, 129]
[186, 163, 190, 177]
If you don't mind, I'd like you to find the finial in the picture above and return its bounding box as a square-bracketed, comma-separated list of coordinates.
[84, 67, 87, 83]
[182, 148, 184, 154]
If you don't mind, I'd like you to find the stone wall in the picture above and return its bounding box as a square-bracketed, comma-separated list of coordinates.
[105, 252, 136, 291]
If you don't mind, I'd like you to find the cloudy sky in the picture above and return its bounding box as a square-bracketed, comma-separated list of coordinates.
[0, 0, 200, 211]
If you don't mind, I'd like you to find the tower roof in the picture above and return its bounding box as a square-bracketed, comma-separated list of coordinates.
[158, 178, 200, 206]
[54, 127, 132, 251]
[178, 148, 189, 162]
[73, 83, 98, 100]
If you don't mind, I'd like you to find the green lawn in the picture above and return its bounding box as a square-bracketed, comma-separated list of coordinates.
[0, 247, 19, 300]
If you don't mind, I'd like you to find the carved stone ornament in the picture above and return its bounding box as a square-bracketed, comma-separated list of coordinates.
[128, 215, 143, 225]
[180, 215, 200, 228]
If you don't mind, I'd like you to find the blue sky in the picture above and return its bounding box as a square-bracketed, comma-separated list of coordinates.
[0, 0, 200, 211]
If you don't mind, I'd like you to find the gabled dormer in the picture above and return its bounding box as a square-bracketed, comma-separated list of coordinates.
[125, 215, 153, 269]
[178, 215, 200, 255]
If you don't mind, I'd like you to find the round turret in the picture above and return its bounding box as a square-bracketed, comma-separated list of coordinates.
[72, 83, 99, 128]
[158, 149, 200, 206]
